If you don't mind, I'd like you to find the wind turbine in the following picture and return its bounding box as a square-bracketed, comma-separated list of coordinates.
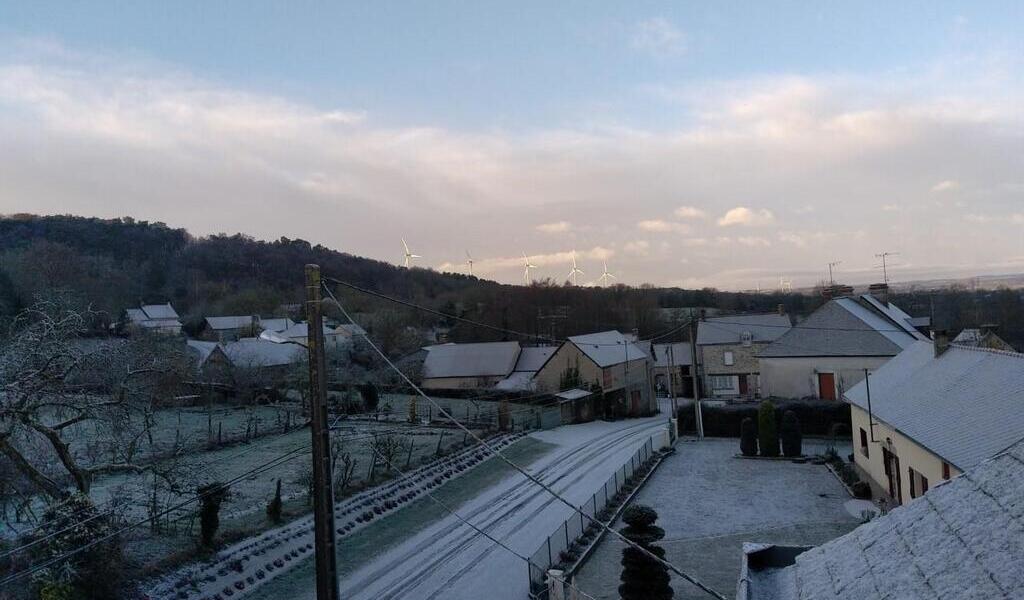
[401, 238, 421, 268]
[522, 253, 537, 285]
[465, 250, 475, 276]
[567, 250, 584, 286]
[598, 261, 616, 286]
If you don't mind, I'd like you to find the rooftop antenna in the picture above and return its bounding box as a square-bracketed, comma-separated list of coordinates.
[522, 252, 537, 285]
[401, 238, 421, 268]
[827, 260, 842, 286]
[598, 261, 616, 287]
[567, 250, 584, 286]
[465, 250, 475, 277]
[874, 252, 899, 284]
[779, 276, 793, 293]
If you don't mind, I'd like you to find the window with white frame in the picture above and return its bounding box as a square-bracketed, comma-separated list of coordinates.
[710, 375, 735, 391]
[724, 351, 735, 366]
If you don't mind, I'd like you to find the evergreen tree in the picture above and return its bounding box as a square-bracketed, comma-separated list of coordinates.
[619, 505, 673, 600]
[780, 410, 803, 457]
[198, 483, 230, 548]
[740, 417, 758, 456]
[266, 479, 283, 524]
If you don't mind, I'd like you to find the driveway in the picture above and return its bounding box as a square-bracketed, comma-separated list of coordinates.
[573, 437, 859, 600]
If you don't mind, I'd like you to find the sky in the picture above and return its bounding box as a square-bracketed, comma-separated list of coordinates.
[2, 2, 1024, 290]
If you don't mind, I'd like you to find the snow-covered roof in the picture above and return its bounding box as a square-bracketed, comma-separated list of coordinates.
[651, 342, 693, 367]
[494, 371, 537, 391]
[845, 341, 1024, 470]
[568, 331, 648, 368]
[335, 323, 367, 337]
[186, 339, 221, 367]
[740, 439, 1024, 600]
[513, 346, 557, 372]
[697, 314, 792, 346]
[138, 318, 182, 329]
[422, 341, 521, 379]
[223, 338, 303, 368]
[279, 322, 338, 339]
[126, 308, 147, 323]
[760, 295, 923, 358]
[205, 315, 256, 330]
[141, 303, 180, 320]
[259, 317, 295, 333]
[555, 388, 592, 401]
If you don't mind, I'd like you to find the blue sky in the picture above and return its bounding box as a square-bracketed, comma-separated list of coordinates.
[2, 2, 1024, 288]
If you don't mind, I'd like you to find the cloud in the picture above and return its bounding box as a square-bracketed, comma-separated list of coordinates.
[637, 219, 690, 233]
[737, 236, 772, 247]
[536, 221, 572, 234]
[631, 17, 686, 58]
[931, 180, 960, 192]
[777, 231, 836, 248]
[623, 240, 651, 256]
[717, 207, 776, 227]
[673, 206, 706, 219]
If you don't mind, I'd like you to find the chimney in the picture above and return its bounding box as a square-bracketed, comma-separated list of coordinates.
[933, 329, 950, 358]
[777, 303, 785, 316]
[868, 283, 890, 306]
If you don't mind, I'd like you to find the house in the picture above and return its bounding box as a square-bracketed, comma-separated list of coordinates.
[533, 331, 654, 418]
[223, 338, 304, 381]
[696, 313, 792, 399]
[125, 303, 182, 335]
[495, 345, 557, 391]
[259, 317, 295, 333]
[420, 341, 522, 389]
[201, 316, 260, 342]
[278, 321, 347, 350]
[844, 336, 1024, 506]
[736, 438, 1024, 599]
[953, 325, 1015, 352]
[759, 291, 927, 400]
[186, 339, 233, 385]
[650, 342, 694, 397]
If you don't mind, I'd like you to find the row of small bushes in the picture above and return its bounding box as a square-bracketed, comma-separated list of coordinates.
[739, 401, 804, 457]
[676, 398, 851, 438]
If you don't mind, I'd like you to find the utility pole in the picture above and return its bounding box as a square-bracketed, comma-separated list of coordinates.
[689, 312, 705, 439]
[667, 343, 677, 416]
[305, 264, 340, 600]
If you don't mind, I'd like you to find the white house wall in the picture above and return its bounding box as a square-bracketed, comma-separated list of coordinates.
[760, 356, 892, 399]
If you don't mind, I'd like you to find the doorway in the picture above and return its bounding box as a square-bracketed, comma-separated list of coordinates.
[883, 447, 903, 505]
[817, 372, 836, 400]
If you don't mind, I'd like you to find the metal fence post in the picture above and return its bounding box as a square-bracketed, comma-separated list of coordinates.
[564, 521, 570, 550]
[547, 537, 553, 566]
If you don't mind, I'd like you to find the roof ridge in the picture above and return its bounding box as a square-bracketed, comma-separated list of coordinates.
[947, 341, 1024, 360]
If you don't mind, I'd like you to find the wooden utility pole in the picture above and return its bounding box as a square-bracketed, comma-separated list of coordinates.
[689, 313, 705, 439]
[305, 264, 340, 600]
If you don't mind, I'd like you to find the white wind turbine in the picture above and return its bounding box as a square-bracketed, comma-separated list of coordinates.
[567, 250, 584, 286]
[598, 261, 616, 286]
[522, 253, 537, 285]
[465, 250, 475, 276]
[401, 238, 421, 268]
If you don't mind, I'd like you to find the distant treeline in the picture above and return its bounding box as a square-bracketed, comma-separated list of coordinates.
[0, 214, 1020, 350]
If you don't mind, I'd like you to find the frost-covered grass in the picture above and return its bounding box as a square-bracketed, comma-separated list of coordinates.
[574, 437, 860, 599]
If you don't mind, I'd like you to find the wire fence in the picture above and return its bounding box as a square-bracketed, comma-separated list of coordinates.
[527, 436, 657, 594]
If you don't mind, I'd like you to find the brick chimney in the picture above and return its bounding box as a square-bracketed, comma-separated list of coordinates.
[933, 329, 950, 358]
[868, 283, 890, 306]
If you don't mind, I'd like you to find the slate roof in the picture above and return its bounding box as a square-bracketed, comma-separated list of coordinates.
[422, 341, 521, 379]
[223, 338, 303, 368]
[651, 342, 693, 367]
[513, 346, 557, 372]
[568, 331, 649, 368]
[279, 322, 338, 340]
[494, 371, 536, 391]
[740, 439, 1024, 600]
[845, 340, 1024, 471]
[186, 340, 221, 368]
[127, 303, 181, 327]
[205, 316, 256, 330]
[760, 295, 924, 358]
[696, 314, 792, 346]
[140, 303, 180, 320]
[259, 317, 295, 333]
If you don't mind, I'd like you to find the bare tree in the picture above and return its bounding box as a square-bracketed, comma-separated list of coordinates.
[0, 298, 191, 499]
[365, 433, 411, 482]
[330, 437, 358, 496]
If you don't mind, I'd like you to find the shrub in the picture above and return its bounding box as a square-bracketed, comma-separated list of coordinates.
[780, 410, 802, 457]
[618, 505, 671, 600]
[851, 481, 872, 499]
[358, 384, 379, 412]
[198, 483, 230, 548]
[758, 401, 780, 457]
[266, 479, 283, 524]
[739, 417, 758, 456]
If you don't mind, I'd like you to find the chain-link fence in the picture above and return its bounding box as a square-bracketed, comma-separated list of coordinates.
[527, 437, 656, 594]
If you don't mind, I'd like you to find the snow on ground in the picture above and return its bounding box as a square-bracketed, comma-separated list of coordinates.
[246, 414, 674, 600]
[574, 437, 859, 600]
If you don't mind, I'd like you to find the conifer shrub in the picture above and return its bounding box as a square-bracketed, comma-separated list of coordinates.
[758, 401, 780, 457]
[618, 505, 673, 600]
[781, 410, 802, 457]
[740, 417, 758, 456]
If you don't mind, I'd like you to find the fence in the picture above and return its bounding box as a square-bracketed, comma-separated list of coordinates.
[527, 436, 656, 594]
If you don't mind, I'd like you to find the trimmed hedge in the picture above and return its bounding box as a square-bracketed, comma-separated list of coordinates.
[677, 399, 851, 438]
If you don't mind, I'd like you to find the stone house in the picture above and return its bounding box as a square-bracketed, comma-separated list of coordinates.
[696, 313, 792, 399]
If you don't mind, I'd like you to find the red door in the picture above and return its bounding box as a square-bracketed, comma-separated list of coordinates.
[818, 373, 836, 400]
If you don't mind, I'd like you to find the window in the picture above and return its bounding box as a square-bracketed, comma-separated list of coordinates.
[741, 332, 753, 347]
[724, 351, 735, 366]
[942, 462, 951, 480]
[710, 375, 734, 391]
[908, 467, 929, 499]
[859, 428, 869, 458]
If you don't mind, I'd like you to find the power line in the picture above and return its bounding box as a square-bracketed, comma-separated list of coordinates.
[321, 280, 729, 600]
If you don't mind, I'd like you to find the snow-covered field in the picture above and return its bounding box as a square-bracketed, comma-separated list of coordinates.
[245, 413, 673, 600]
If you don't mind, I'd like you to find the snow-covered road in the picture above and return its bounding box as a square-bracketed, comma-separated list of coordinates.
[253, 414, 671, 600]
